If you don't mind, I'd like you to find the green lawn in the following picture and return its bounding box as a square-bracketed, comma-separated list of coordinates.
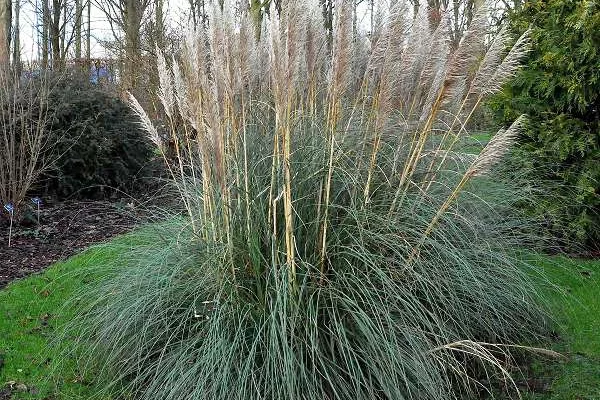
[0, 232, 152, 399]
[0, 232, 599, 399]
[522, 256, 600, 400]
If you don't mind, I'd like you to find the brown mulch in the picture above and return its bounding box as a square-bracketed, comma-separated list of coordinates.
[0, 199, 149, 289]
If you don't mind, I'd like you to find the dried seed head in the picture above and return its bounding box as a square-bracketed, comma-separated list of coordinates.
[157, 47, 175, 119]
[128, 92, 162, 150]
[470, 115, 526, 177]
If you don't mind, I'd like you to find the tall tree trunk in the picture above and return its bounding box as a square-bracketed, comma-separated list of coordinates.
[0, 0, 11, 71]
[75, 0, 82, 59]
[188, 0, 206, 30]
[410, 0, 420, 18]
[60, 0, 66, 60]
[320, 0, 333, 50]
[51, 0, 61, 69]
[42, 0, 49, 69]
[198, 0, 205, 29]
[249, 0, 262, 38]
[352, 0, 357, 37]
[12, 0, 19, 75]
[123, 0, 142, 90]
[369, 0, 374, 33]
[154, 0, 163, 48]
[86, 0, 90, 65]
[188, 0, 196, 28]
[452, 0, 460, 48]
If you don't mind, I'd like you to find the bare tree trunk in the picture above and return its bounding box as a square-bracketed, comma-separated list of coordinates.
[452, 0, 460, 48]
[123, 0, 142, 90]
[187, 0, 196, 27]
[466, 0, 474, 25]
[249, 0, 262, 37]
[75, 0, 82, 59]
[51, 0, 61, 68]
[60, 0, 66, 60]
[369, 0, 374, 33]
[86, 0, 90, 65]
[410, 0, 419, 18]
[198, 0, 205, 29]
[41, 0, 49, 69]
[187, 0, 206, 30]
[352, 0, 357, 37]
[154, 0, 163, 48]
[95, 0, 151, 89]
[0, 0, 11, 71]
[12, 0, 19, 75]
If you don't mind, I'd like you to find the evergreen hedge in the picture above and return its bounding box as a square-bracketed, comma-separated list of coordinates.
[491, 0, 600, 250]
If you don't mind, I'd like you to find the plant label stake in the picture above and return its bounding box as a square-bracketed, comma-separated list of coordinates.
[4, 203, 14, 247]
[31, 197, 42, 225]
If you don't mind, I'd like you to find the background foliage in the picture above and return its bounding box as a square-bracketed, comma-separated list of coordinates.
[491, 0, 600, 250]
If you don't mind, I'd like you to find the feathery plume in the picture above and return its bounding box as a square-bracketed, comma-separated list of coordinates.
[172, 57, 190, 122]
[469, 115, 526, 176]
[328, 0, 353, 102]
[128, 92, 162, 150]
[395, 9, 443, 112]
[483, 29, 532, 95]
[89, 3, 544, 400]
[446, 1, 490, 80]
[468, 24, 512, 96]
[156, 47, 174, 119]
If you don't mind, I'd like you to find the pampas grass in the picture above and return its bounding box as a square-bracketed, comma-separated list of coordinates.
[63, 1, 554, 399]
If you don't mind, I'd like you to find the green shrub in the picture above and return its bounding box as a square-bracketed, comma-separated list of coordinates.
[490, 0, 600, 250]
[64, 3, 554, 399]
[40, 74, 153, 198]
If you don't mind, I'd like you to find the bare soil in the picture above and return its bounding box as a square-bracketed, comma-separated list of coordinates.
[0, 199, 148, 289]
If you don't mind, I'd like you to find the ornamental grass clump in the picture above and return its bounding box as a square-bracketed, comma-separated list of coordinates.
[66, 1, 552, 398]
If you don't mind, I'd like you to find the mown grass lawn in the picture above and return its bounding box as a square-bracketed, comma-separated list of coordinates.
[0, 231, 599, 399]
[0, 231, 153, 399]
[522, 255, 600, 400]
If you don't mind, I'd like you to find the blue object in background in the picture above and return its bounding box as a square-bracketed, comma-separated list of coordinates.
[90, 64, 112, 84]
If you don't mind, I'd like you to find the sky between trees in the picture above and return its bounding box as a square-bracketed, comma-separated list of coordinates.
[13, 0, 374, 61]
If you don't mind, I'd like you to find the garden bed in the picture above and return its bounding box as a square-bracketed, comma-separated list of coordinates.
[0, 200, 147, 289]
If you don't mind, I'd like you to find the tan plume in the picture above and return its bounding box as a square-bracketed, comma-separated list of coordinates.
[128, 92, 162, 150]
[469, 115, 527, 177]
